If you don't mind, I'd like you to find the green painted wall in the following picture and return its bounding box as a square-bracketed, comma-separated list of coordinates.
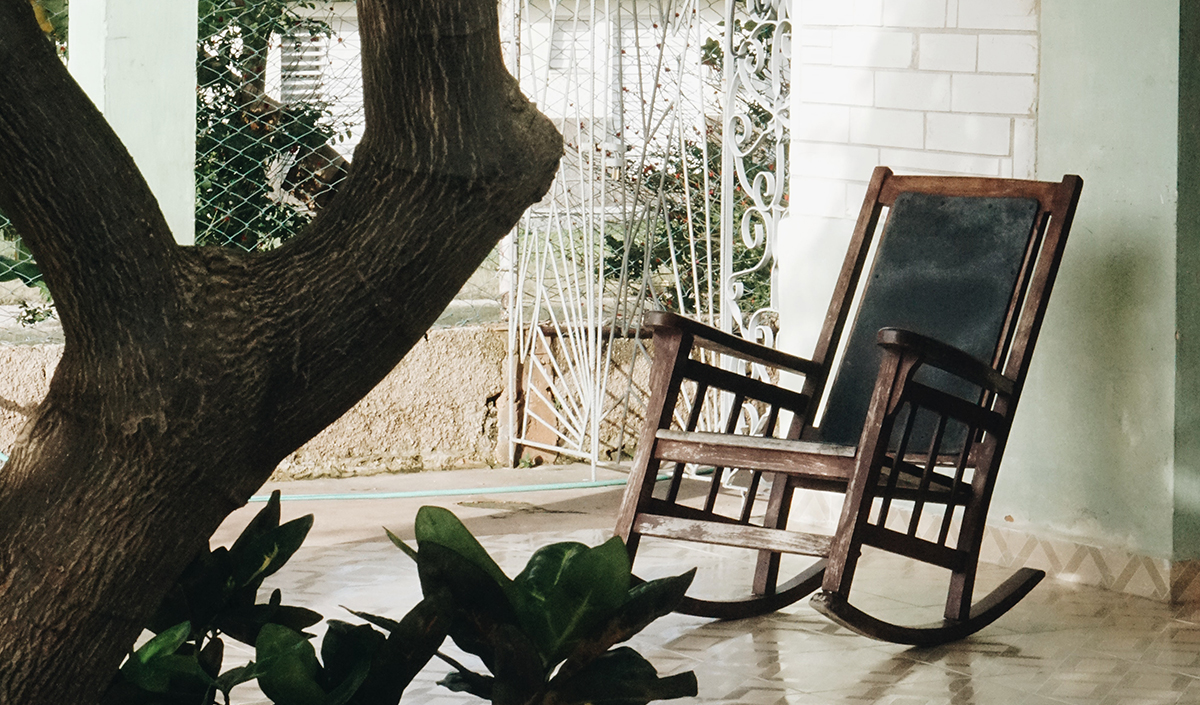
[996, 0, 1181, 558]
[1175, 0, 1200, 560]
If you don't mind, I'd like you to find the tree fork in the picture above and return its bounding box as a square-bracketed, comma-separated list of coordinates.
[0, 0, 561, 701]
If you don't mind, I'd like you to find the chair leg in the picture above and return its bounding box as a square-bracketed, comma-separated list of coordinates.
[946, 564, 977, 621]
[753, 473, 794, 595]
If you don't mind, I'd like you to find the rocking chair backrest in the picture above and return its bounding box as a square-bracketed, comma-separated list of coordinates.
[804, 167, 1080, 449]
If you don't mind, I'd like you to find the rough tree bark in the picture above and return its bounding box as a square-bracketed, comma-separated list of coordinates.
[0, 0, 561, 701]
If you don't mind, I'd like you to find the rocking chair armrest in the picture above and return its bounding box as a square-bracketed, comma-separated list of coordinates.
[644, 311, 823, 377]
[876, 328, 1016, 397]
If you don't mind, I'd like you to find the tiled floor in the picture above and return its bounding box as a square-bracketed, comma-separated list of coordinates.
[215, 470, 1200, 704]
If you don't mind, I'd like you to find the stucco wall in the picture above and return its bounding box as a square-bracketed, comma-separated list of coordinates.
[0, 327, 509, 479]
[997, 0, 1181, 560]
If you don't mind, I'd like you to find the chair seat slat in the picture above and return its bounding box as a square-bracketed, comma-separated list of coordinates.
[633, 514, 832, 557]
[654, 430, 855, 480]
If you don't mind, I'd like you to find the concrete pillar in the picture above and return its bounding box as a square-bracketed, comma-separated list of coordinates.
[68, 0, 198, 245]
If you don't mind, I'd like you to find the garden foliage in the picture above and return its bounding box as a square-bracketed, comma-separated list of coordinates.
[104, 498, 697, 705]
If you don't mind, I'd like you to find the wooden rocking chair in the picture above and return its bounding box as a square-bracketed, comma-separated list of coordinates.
[614, 166, 1083, 645]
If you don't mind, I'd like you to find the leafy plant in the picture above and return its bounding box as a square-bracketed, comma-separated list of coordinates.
[390, 506, 698, 705]
[103, 491, 323, 704]
[106, 500, 695, 705]
[609, 134, 776, 316]
[252, 595, 448, 705]
[16, 300, 55, 326]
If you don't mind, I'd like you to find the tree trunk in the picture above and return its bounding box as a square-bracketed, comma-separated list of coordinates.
[0, 0, 561, 701]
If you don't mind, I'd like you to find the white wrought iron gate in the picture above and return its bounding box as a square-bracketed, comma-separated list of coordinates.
[505, 0, 790, 469]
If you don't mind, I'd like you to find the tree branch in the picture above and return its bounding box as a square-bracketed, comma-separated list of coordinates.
[239, 0, 561, 459]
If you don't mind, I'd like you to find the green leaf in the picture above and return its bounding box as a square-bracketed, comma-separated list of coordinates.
[232, 513, 313, 588]
[557, 538, 632, 614]
[345, 608, 405, 634]
[559, 569, 696, 677]
[549, 647, 698, 705]
[148, 547, 236, 636]
[216, 601, 324, 646]
[255, 624, 326, 705]
[416, 543, 520, 671]
[384, 527, 418, 562]
[215, 661, 261, 696]
[320, 620, 380, 701]
[133, 621, 192, 666]
[414, 506, 511, 595]
[488, 623, 546, 705]
[437, 670, 494, 700]
[230, 490, 283, 557]
[0, 255, 42, 286]
[198, 635, 224, 679]
[343, 594, 449, 704]
[513, 538, 633, 664]
[120, 623, 217, 695]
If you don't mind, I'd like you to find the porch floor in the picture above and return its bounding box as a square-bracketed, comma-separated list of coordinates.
[213, 465, 1200, 705]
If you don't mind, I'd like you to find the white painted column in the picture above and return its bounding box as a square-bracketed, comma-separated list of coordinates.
[68, 0, 198, 245]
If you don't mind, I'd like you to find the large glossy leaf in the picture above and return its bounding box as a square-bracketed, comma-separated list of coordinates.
[437, 670, 494, 700]
[487, 623, 546, 705]
[217, 598, 324, 646]
[557, 538, 633, 611]
[513, 542, 588, 600]
[215, 662, 262, 697]
[255, 624, 326, 705]
[559, 569, 696, 676]
[345, 609, 405, 634]
[232, 513, 314, 588]
[148, 548, 236, 636]
[416, 542, 519, 671]
[413, 506, 512, 598]
[132, 622, 192, 665]
[513, 538, 633, 664]
[383, 528, 418, 562]
[117, 628, 215, 699]
[198, 635, 224, 679]
[549, 647, 698, 705]
[320, 621, 381, 698]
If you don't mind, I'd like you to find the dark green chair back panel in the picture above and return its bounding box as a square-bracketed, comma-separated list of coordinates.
[815, 192, 1039, 449]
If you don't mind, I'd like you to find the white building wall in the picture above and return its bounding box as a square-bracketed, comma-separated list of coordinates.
[777, 0, 1039, 358]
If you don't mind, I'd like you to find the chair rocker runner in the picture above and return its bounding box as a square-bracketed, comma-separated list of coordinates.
[614, 166, 1083, 645]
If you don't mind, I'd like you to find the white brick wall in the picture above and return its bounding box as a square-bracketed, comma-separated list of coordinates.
[800, 66, 876, 105]
[918, 33, 977, 71]
[832, 29, 915, 68]
[792, 0, 1039, 207]
[882, 0, 947, 29]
